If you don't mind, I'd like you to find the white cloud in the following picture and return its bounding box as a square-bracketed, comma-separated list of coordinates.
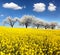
[3, 2, 23, 10]
[33, 3, 46, 12]
[0, 14, 4, 16]
[48, 3, 56, 11]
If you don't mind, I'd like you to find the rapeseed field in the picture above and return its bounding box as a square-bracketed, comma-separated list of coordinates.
[0, 27, 60, 55]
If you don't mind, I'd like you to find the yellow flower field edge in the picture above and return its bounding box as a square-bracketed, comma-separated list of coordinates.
[0, 26, 60, 55]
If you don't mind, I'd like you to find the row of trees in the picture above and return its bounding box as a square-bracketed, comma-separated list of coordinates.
[3, 15, 58, 29]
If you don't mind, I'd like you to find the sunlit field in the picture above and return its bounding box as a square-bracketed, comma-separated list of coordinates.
[0, 26, 60, 55]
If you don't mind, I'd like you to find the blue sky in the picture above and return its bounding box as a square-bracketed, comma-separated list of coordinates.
[0, 0, 60, 26]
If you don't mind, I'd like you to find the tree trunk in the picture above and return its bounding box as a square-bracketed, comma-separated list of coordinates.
[37, 25, 39, 29]
[45, 26, 47, 29]
[37, 26, 39, 29]
[11, 25, 13, 28]
[51, 27, 54, 29]
[25, 24, 28, 28]
[26, 25, 28, 28]
[25, 23, 28, 28]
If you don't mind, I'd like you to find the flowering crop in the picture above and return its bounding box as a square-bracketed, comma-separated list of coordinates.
[0, 27, 60, 55]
